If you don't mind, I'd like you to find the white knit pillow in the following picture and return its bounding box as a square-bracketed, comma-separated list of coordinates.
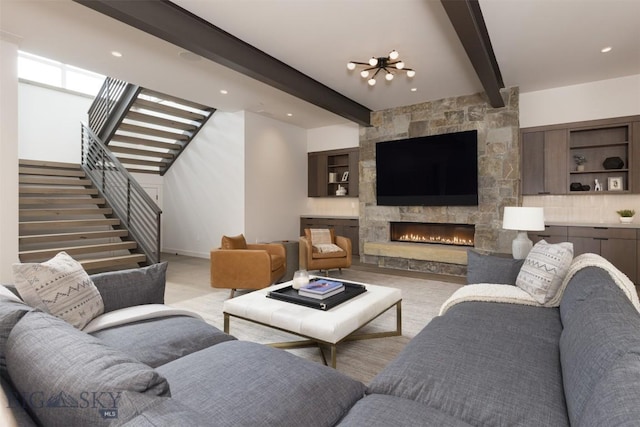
[12, 252, 104, 329]
[516, 240, 574, 304]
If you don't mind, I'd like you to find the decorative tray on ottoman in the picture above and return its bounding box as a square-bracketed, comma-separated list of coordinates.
[267, 279, 367, 311]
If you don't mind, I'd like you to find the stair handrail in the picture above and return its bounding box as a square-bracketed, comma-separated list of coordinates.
[88, 77, 141, 142]
[80, 123, 162, 264]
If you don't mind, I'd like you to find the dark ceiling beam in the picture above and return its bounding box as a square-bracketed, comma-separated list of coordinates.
[440, 0, 505, 108]
[73, 0, 372, 126]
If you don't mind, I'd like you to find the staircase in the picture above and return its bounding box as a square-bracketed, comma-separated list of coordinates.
[18, 159, 146, 272]
[90, 79, 215, 175]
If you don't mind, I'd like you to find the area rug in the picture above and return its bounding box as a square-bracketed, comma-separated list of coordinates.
[166, 266, 463, 384]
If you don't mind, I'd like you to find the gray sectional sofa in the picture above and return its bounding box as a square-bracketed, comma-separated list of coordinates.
[3, 256, 640, 426]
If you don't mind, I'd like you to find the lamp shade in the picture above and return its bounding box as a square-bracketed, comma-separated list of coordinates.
[502, 207, 545, 231]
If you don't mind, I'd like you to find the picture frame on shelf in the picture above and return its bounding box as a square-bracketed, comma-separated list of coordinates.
[608, 176, 623, 191]
[341, 171, 349, 182]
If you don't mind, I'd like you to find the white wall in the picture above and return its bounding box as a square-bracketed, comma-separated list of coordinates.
[18, 82, 91, 163]
[0, 37, 20, 281]
[521, 75, 640, 223]
[244, 111, 307, 243]
[520, 74, 640, 128]
[307, 122, 359, 152]
[305, 123, 360, 217]
[162, 111, 245, 258]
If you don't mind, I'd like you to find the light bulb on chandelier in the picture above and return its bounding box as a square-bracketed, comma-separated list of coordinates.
[346, 50, 415, 86]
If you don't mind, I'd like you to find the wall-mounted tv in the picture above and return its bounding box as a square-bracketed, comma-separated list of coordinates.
[376, 130, 478, 206]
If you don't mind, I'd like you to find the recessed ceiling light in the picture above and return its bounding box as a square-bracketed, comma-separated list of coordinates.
[286, 113, 293, 117]
[601, 46, 612, 53]
[220, 90, 228, 95]
[111, 51, 122, 58]
[411, 88, 417, 92]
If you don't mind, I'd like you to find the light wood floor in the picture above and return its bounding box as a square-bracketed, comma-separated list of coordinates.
[163, 253, 464, 384]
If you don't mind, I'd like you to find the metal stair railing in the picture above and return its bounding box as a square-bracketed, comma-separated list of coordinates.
[88, 76, 141, 143]
[81, 123, 162, 264]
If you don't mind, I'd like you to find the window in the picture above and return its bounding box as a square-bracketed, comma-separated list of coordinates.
[18, 51, 105, 96]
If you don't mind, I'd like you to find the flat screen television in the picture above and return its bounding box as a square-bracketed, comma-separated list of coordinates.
[376, 130, 478, 206]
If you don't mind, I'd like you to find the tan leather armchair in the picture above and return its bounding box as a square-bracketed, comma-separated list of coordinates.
[299, 228, 352, 275]
[211, 234, 286, 298]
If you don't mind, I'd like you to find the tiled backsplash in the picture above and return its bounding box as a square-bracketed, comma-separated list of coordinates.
[304, 197, 359, 217]
[524, 195, 640, 224]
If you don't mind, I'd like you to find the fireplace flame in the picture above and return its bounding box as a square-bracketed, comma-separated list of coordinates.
[397, 233, 474, 246]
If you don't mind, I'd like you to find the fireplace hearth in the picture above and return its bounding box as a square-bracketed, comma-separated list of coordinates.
[390, 222, 475, 247]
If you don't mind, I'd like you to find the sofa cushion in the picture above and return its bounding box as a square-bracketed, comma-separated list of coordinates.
[559, 266, 640, 426]
[12, 252, 104, 329]
[466, 250, 524, 285]
[119, 395, 212, 426]
[2, 376, 37, 427]
[516, 240, 573, 304]
[577, 352, 640, 427]
[91, 315, 236, 367]
[90, 263, 167, 313]
[0, 297, 32, 380]
[337, 394, 473, 427]
[6, 311, 170, 427]
[368, 301, 569, 427]
[221, 234, 247, 249]
[157, 340, 365, 427]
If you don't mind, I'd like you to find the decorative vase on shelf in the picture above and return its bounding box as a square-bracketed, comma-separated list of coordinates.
[620, 217, 634, 224]
[576, 164, 585, 172]
[336, 185, 347, 196]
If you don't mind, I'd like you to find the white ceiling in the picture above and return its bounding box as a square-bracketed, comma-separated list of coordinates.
[2, 0, 639, 129]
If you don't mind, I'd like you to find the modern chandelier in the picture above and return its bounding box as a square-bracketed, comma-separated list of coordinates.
[347, 50, 416, 86]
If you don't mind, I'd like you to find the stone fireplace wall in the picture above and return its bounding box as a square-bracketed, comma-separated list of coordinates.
[359, 88, 520, 275]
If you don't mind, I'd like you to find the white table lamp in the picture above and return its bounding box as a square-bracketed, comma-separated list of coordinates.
[502, 207, 545, 259]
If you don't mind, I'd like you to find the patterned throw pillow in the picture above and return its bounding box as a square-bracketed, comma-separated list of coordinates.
[516, 240, 574, 304]
[12, 252, 104, 329]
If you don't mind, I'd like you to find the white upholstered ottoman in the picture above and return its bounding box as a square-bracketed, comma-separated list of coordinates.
[223, 279, 402, 368]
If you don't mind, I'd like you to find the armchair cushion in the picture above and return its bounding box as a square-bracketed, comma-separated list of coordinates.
[221, 234, 247, 250]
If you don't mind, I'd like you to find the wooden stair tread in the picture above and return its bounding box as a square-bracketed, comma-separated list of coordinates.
[118, 123, 189, 141]
[19, 159, 82, 170]
[19, 208, 113, 217]
[124, 168, 159, 175]
[141, 88, 212, 112]
[20, 230, 129, 244]
[110, 136, 183, 151]
[19, 187, 99, 195]
[19, 197, 105, 205]
[132, 99, 206, 121]
[125, 111, 198, 131]
[80, 254, 146, 271]
[108, 145, 174, 159]
[19, 167, 85, 177]
[19, 176, 92, 186]
[19, 218, 120, 230]
[19, 242, 138, 261]
[116, 157, 165, 167]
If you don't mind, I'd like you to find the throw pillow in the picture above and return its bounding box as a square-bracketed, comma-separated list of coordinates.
[516, 240, 574, 304]
[221, 234, 247, 249]
[6, 311, 170, 426]
[466, 250, 525, 285]
[309, 228, 333, 245]
[12, 252, 104, 329]
[90, 262, 168, 313]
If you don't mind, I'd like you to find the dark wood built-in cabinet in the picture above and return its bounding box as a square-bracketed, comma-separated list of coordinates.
[300, 216, 359, 256]
[531, 225, 638, 282]
[521, 116, 640, 195]
[308, 148, 359, 197]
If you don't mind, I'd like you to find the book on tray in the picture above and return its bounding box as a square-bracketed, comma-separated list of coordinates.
[298, 279, 345, 300]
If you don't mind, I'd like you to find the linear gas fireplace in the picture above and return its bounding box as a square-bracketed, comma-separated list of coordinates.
[390, 222, 475, 247]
